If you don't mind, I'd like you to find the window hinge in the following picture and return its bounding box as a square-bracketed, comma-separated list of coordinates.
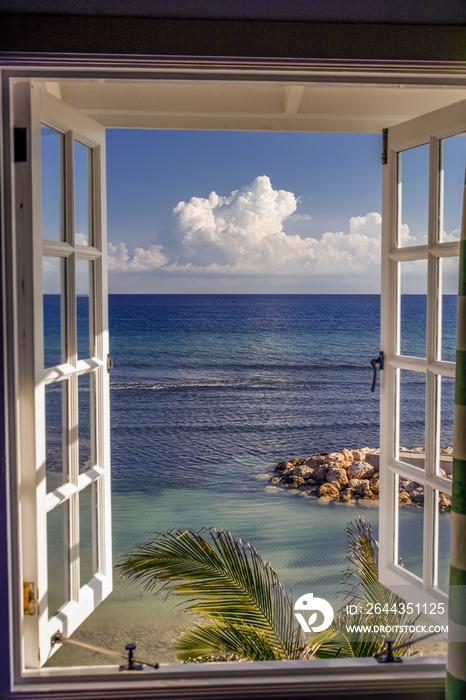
[14, 127, 28, 163]
[107, 354, 115, 372]
[23, 582, 36, 616]
[381, 128, 388, 165]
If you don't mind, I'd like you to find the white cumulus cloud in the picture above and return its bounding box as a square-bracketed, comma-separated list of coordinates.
[108, 176, 385, 282]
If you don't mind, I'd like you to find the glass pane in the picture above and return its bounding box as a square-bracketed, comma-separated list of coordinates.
[440, 133, 466, 242]
[76, 259, 94, 359]
[41, 125, 64, 241]
[436, 490, 452, 593]
[440, 256, 459, 362]
[397, 144, 429, 247]
[438, 375, 454, 477]
[399, 369, 425, 459]
[397, 476, 424, 578]
[80, 484, 98, 587]
[399, 260, 427, 357]
[45, 382, 68, 492]
[47, 501, 70, 617]
[74, 141, 93, 246]
[43, 256, 66, 367]
[78, 373, 95, 473]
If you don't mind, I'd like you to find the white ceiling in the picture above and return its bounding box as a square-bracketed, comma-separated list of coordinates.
[42, 79, 466, 133]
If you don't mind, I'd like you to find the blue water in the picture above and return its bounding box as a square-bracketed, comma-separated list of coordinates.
[43, 294, 456, 665]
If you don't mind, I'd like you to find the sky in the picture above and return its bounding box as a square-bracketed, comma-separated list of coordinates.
[42, 128, 466, 294]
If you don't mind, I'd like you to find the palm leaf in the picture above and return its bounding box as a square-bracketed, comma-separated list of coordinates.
[117, 528, 301, 660]
[175, 620, 284, 662]
[305, 518, 420, 658]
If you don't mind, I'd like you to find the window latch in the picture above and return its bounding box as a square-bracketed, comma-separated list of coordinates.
[107, 355, 115, 372]
[370, 351, 384, 392]
[23, 582, 36, 616]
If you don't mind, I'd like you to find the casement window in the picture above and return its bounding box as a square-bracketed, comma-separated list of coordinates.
[1, 65, 465, 697]
[10, 82, 112, 668]
[379, 100, 466, 621]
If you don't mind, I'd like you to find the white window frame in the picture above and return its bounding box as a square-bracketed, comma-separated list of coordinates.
[10, 80, 112, 669]
[2, 60, 464, 697]
[379, 99, 466, 621]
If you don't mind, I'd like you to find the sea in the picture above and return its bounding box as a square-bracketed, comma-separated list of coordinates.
[45, 294, 456, 666]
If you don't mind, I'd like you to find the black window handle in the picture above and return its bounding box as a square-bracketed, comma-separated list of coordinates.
[370, 351, 384, 392]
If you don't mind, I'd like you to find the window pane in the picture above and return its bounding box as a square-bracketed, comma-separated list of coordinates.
[397, 476, 424, 579]
[397, 144, 429, 247]
[399, 260, 427, 357]
[80, 483, 98, 587]
[47, 501, 70, 617]
[440, 133, 466, 242]
[78, 373, 95, 473]
[76, 259, 94, 359]
[74, 141, 93, 246]
[399, 369, 425, 458]
[440, 256, 458, 362]
[436, 490, 452, 593]
[41, 125, 64, 242]
[43, 256, 66, 367]
[45, 382, 68, 492]
[438, 375, 454, 477]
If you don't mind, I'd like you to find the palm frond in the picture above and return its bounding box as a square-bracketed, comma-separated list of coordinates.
[117, 528, 301, 660]
[175, 621, 284, 662]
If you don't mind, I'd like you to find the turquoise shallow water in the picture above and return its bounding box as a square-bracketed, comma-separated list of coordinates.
[44, 295, 454, 666]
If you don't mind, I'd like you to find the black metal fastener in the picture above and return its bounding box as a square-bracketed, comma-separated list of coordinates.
[119, 643, 144, 671]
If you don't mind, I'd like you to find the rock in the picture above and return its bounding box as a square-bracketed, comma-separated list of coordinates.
[404, 481, 419, 494]
[340, 448, 354, 462]
[292, 465, 314, 479]
[304, 454, 326, 468]
[438, 493, 452, 511]
[355, 479, 372, 498]
[300, 483, 318, 496]
[271, 477, 281, 484]
[276, 461, 292, 471]
[326, 467, 348, 486]
[339, 492, 354, 504]
[410, 487, 424, 505]
[347, 461, 374, 480]
[347, 478, 362, 491]
[318, 482, 340, 499]
[440, 446, 453, 455]
[313, 463, 328, 482]
[369, 473, 379, 494]
[328, 479, 343, 492]
[324, 452, 347, 465]
[398, 489, 411, 506]
[283, 475, 306, 488]
[439, 468, 447, 478]
[351, 448, 371, 461]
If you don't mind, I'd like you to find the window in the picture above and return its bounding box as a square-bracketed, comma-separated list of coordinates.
[2, 66, 464, 697]
[379, 101, 466, 619]
[12, 83, 111, 667]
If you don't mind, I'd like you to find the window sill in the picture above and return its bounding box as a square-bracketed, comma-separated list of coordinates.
[13, 656, 446, 699]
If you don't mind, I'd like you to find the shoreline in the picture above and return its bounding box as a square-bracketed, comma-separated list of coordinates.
[268, 447, 452, 509]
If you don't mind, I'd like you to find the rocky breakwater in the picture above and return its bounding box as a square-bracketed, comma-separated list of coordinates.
[270, 448, 452, 510]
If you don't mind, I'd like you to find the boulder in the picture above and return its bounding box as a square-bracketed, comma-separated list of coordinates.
[438, 493, 452, 511]
[328, 479, 343, 492]
[369, 473, 379, 494]
[355, 479, 372, 498]
[326, 467, 348, 486]
[304, 454, 326, 468]
[276, 461, 293, 471]
[313, 463, 328, 482]
[351, 448, 371, 461]
[347, 461, 374, 480]
[339, 491, 354, 504]
[347, 478, 362, 491]
[340, 448, 354, 462]
[404, 480, 419, 494]
[410, 487, 424, 505]
[292, 465, 314, 480]
[271, 477, 281, 484]
[398, 489, 411, 506]
[284, 475, 306, 488]
[318, 482, 340, 499]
